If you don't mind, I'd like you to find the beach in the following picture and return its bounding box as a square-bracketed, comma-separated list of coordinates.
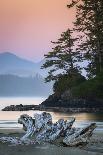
[0, 129, 103, 155]
[0, 98, 103, 155]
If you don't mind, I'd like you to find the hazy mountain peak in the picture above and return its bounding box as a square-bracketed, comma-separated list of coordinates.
[0, 52, 52, 96]
[0, 52, 34, 63]
[0, 52, 47, 77]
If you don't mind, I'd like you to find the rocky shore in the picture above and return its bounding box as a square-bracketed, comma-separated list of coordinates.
[2, 104, 39, 111]
[2, 92, 103, 112]
[2, 104, 103, 113]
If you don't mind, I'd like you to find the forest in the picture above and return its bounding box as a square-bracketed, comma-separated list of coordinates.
[41, 0, 103, 103]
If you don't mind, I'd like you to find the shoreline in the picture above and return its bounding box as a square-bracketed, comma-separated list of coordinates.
[0, 129, 103, 155]
[2, 104, 103, 113]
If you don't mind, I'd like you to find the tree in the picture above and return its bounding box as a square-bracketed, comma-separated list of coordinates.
[41, 29, 82, 83]
[53, 73, 86, 94]
[67, 0, 103, 78]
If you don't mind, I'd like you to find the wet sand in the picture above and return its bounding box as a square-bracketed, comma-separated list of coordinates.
[0, 129, 103, 155]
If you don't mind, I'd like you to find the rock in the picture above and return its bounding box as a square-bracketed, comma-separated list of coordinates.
[2, 104, 39, 111]
[41, 93, 103, 112]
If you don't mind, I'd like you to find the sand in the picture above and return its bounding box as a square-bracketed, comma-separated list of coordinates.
[0, 129, 103, 155]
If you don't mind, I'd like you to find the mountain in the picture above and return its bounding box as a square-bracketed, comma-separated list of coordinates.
[0, 52, 53, 97]
[0, 74, 52, 97]
[0, 52, 47, 77]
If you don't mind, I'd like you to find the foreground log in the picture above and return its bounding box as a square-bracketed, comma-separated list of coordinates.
[0, 112, 96, 146]
[63, 123, 96, 146]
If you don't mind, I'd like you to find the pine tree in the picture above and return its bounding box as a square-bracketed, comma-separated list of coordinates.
[67, 0, 103, 78]
[41, 29, 82, 82]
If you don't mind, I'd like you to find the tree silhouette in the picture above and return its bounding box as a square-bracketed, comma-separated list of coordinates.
[41, 29, 82, 82]
[67, 0, 103, 78]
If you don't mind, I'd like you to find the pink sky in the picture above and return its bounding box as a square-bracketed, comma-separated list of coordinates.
[0, 0, 75, 61]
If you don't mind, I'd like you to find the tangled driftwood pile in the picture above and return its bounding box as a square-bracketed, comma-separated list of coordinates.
[0, 112, 96, 146]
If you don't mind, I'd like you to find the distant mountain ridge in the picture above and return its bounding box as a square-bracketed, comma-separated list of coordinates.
[0, 52, 46, 77]
[0, 52, 52, 97]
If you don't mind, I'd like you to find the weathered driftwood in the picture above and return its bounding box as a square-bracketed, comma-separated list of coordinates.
[0, 112, 96, 146]
[63, 123, 96, 146]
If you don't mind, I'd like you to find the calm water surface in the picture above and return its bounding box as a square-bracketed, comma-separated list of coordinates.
[0, 97, 103, 131]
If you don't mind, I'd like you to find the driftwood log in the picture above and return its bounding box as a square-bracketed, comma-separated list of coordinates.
[0, 112, 96, 146]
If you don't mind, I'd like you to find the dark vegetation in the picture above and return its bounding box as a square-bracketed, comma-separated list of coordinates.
[41, 0, 103, 106]
[53, 72, 86, 95]
[72, 71, 103, 99]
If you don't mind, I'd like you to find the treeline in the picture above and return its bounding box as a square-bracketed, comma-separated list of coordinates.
[0, 75, 52, 96]
[41, 0, 103, 100]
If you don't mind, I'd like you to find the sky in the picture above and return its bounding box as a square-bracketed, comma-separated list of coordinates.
[0, 0, 75, 61]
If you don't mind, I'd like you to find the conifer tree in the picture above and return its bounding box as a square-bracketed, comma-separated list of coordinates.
[67, 0, 103, 78]
[41, 29, 82, 82]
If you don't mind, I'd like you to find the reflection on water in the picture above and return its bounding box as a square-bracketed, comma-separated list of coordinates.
[0, 97, 103, 130]
[51, 112, 103, 122]
[0, 111, 103, 130]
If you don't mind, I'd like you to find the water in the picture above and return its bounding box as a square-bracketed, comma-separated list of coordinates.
[0, 97, 103, 132]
